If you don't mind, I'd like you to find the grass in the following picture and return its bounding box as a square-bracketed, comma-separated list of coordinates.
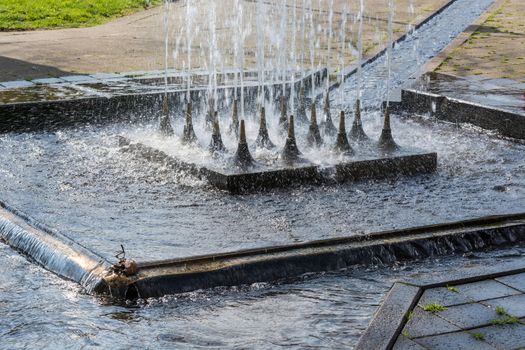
[492, 315, 520, 325]
[446, 285, 459, 293]
[423, 303, 447, 313]
[0, 0, 162, 31]
[496, 306, 507, 316]
[492, 306, 522, 326]
[471, 332, 485, 341]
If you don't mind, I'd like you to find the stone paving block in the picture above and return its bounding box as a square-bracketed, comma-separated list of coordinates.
[32, 77, 66, 85]
[355, 283, 420, 350]
[482, 294, 525, 318]
[475, 322, 525, 350]
[455, 279, 521, 301]
[414, 331, 497, 350]
[496, 272, 525, 293]
[1, 80, 34, 88]
[392, 335, 428, 350]
[438, 302, 496, 329]
[404, 307, 461, 338]
[419, 286, 471, 307]
[60, 75, 99, 83]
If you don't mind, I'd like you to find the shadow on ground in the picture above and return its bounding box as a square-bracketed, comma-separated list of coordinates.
[0, 56, 75, 81]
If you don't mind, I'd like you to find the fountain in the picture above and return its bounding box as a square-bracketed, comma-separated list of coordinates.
[114, 0, 437, 193]
[1, 0, 515, 309]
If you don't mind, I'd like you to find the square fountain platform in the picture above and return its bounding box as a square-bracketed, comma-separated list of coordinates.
[118, 136, 437, 193]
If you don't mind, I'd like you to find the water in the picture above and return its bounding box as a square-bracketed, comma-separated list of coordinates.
[0, 110, 523, 262]
[3, 236, 525, 349]
[0, 0, 516, 263]
[338, 0, 495, 110]
[2, 0, 524, 348]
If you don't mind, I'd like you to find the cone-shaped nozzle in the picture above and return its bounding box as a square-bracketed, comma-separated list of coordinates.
[232, 120, 255, 168]
[349, 99, 369, 142]
[320, 92, 337, 136]
[209, 111, 226, 154]
[182, 102, 198, 144]
[278, 96, 288, 134]
[306, 102, 323, 147]
[229, 99, 239, 137]
[255, 107, 275, 149]
[159, 94, 174, 136]
[281, 115, 302, 162]
[296, 84, 308, 124]
[334, 111, 354, 155]
[205, 96, 215, 128]
[377, 106, 399, 152]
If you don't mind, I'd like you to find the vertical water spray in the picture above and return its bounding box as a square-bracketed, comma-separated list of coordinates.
[301, 0, 306, 80]
[229, 99, 239, 137]
[378, 0, 399, 152]
[350, 0, 369, 142]
[159, 0, 174, 136]
[279, 96, 288, 133]
[279, 0, 288, 97]
[256, 0, 265, 110]
[309, 0, 315, 93]
[326, 0, 334, 92]
[206, 2, 218, 127]
[238, 0, 245, 120]
[356, 0, 364, 104]
[290, 0, 297, 117]
[185, 0, 192, 103]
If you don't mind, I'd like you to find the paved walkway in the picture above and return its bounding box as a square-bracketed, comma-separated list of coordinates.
[394, 273, 525, 350]
[0, 0, 448, 81]
[436, 0, 525, 82]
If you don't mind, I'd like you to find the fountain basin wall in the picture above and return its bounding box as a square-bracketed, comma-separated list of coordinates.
[121, 213, 525, 299]
[0, 69, 325, 133]
[120, 136, 437, 193]
[399, 87, 525, 140]
[1, 193, 524, 300]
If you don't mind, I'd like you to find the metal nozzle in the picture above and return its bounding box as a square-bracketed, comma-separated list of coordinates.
[159, 94, 174, 136]
[349, 99, 369, 142]
[377, 106, 399, 153]
[209, 111, 226, 154]
[320, 92, 337, 136]
[281, 115, 302, 162]
[306, 102, 323, 147]
[232, 120, 255, 168]
[334, 111, 354, 155]
[255, 107, 275, 149]
[182, 102, 198, 144]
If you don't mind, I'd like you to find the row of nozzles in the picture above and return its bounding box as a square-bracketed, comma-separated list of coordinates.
[158, 92, 398, 168]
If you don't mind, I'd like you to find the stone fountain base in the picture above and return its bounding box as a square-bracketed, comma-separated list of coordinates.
[118, 136, 437, 193]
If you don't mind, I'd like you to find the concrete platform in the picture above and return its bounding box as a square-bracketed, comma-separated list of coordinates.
[118, 136, 437, 193]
